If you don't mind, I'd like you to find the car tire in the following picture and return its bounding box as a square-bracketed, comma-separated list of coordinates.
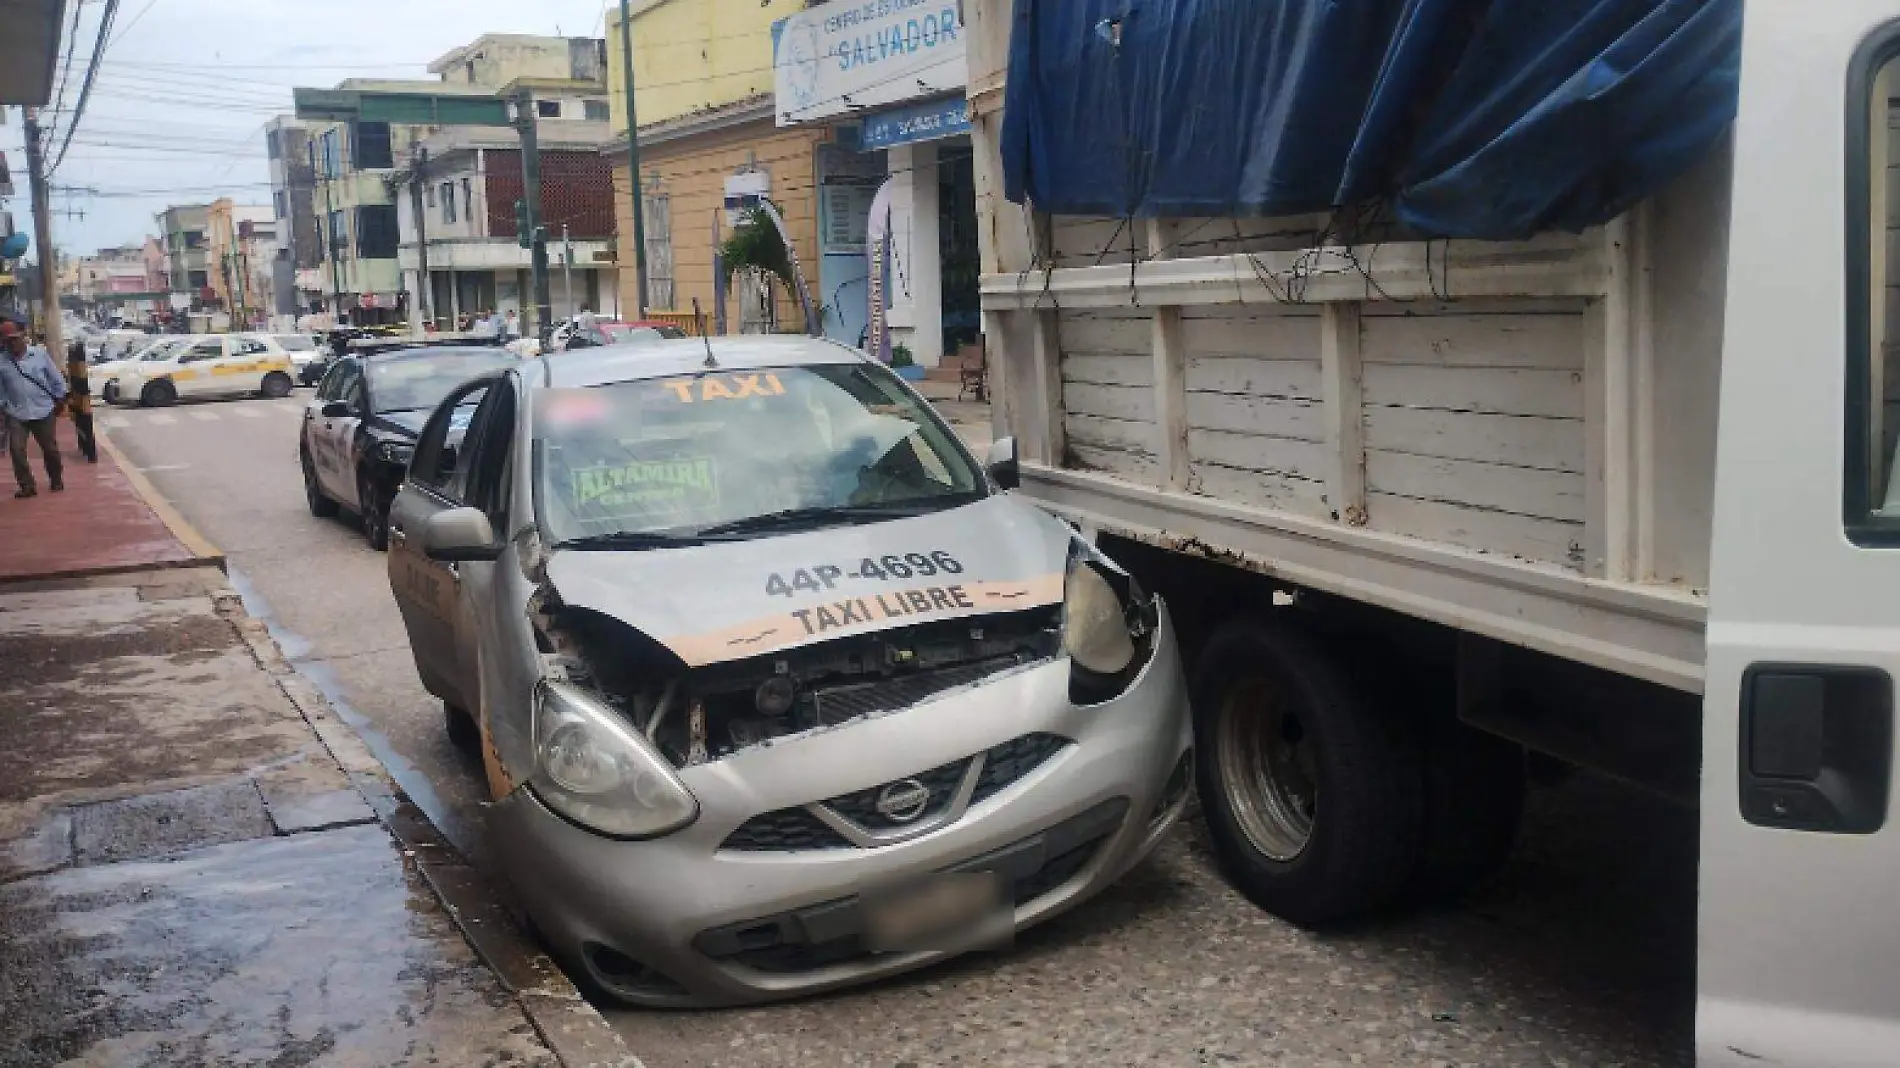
[101, 382, 118, 405]
[260, 371, 293, 399]
[358, 469, 390, 552]
[444, 702, 481, 753]
[139, 379, 176, 407]
[1192, 617, 1425, 927]
[302, 448, 338, 518]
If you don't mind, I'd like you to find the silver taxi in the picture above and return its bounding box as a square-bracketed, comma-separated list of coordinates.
[385, 335, 1191, 1006]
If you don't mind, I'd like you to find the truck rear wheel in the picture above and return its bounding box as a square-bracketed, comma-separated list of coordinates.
[1193, 618, 1424, 925]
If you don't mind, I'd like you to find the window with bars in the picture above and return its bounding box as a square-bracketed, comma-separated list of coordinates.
[441, 182, 457, 224]
[643, 194, 674, 311]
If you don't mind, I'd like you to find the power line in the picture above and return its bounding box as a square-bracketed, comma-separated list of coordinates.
[50, 0, 126, 175]
[43, 0, 90, 148]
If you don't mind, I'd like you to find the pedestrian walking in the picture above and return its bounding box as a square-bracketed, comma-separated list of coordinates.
[65, 339, 99, 465]
[0, 320, 68, 498]
[503, 308, 521, 341]
[575, 305, 598, 332]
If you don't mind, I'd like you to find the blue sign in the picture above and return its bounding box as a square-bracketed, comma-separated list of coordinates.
[859, 97, 970, 151]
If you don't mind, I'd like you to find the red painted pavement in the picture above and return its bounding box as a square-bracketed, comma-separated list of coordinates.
[0, 419, 195, 583]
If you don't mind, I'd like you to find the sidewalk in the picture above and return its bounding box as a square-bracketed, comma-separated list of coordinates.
[0, 417, 215, 584]
[0, 428, 638, 1067]
[913, 376, 995, 453]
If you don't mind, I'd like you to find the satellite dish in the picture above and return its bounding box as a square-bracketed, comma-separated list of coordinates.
[0, 233, 27, 260]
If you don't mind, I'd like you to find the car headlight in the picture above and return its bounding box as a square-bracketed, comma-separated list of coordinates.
[1063, 540, 1157, 704]
[377, 441, 414, 465]
[531, 680, 699, 839]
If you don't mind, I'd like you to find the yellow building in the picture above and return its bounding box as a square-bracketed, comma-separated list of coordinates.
[608, 2, 824, 334]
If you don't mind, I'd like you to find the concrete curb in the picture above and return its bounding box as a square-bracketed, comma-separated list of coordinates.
[213, 588, 643, 1068]
[98, 429, 227, 569]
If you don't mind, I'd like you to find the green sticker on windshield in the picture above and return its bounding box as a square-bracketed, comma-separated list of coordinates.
[570, 458, 719, 514]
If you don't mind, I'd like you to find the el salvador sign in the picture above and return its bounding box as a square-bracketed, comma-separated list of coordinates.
[773, 0, 967, 127]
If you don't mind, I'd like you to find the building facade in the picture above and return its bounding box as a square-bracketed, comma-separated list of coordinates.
[206, 200, 279, 330]
[294, 35, 607, 327]
[396, 117, 620, 331]
[157, 203, 213, 310]
[609, 1, 824, 334]
[771, 0, 977, 366]
[266, 116, 321, 317]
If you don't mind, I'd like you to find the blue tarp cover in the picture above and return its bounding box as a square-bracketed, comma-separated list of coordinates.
[999, 0, 1741, 239]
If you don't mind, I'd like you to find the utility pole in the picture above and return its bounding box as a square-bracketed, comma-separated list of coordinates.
[561, 223, 573, 316]
[314, 141, 344, 324]
[618, 0, 650, 317]
[411, 146, 431, 333]
[513, 93, 553, 345]
[22, 108, 63, 360]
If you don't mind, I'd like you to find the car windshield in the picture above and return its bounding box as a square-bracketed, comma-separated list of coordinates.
[276, 336, 317, 352]
[368, 350, 515, 413]
[142, 340, 188, 361]
[534, 363, 984, 544]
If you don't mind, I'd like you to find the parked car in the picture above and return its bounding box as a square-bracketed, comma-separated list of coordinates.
[299, 344, 516, 549]
[508, 318, 686, 359]
[247, 333, 322, 383]
[385, 335, 1192, 1006]
[112, 334, 297, 406]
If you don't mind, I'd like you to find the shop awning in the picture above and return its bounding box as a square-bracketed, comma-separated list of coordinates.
[1001, 0, 1741, 240]
[0, 0, 68, 105]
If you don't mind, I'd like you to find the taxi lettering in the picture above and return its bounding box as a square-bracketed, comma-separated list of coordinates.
[663, 373, 786, 403]
[789, 584, 977, 635]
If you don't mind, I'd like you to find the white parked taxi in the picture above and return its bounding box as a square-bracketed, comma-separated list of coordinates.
[113, 334, 298, 406]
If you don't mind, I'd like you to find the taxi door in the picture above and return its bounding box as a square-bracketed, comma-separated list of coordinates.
[170, 338, 224, 398]
[1700, 3, 1900, 1063]
[386, 378, 494, 713]
[313, 362, 365, 503]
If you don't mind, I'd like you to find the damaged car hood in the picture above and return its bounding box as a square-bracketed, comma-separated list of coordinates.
[544, 495, 1073, 667]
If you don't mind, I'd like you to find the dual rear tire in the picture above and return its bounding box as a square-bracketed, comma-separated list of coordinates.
[1192, 617, 1524, 926]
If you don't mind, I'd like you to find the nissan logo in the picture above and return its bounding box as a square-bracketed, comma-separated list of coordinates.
[873, 779, 932, 824]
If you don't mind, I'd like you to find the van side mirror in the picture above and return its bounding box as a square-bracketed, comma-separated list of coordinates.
[986, 436, 1019, 491]
[422, 507, 502, 562]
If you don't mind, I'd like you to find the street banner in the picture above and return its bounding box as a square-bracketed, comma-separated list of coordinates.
[865, 177, 896, 362]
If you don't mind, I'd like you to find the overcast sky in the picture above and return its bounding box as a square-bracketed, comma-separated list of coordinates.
[4, 0, 611, 259]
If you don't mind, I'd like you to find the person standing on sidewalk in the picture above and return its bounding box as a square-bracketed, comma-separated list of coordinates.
[0, 320, 68, 498]
[65, 338, 99, 465]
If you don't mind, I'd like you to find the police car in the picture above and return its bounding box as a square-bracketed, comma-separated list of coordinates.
[299, 342, 516, 549]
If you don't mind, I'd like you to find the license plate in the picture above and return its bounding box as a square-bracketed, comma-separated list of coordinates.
[863, 871, 1011, 953]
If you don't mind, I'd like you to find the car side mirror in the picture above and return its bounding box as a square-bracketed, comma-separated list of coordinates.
[986, 436, 1019, 491]
[422, 507, 502, 562]
[321, 401, 351, 418]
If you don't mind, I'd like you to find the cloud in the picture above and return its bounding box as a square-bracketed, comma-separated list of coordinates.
[5, 0, 610, 255]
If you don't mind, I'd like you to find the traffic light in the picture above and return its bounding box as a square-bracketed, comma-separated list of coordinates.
[515, 200, 531, 249]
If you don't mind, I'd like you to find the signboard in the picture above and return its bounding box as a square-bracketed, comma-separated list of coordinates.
[865, 177, 896, 362]
[773, 1, 967, 127]
[822, 182, 879, 255]
[859, 96, 970, 151]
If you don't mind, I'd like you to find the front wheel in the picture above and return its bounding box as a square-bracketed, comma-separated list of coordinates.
[358, 470, 389, 551]
[302, 449, 337, 518]
[139, 379, 176, 407]
[1193, 618, 1425, 926]
[260, 371, 293, 399]
[101, 381, 119, 405]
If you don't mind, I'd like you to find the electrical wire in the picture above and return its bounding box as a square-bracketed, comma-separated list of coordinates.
[49, 0, 127, 175]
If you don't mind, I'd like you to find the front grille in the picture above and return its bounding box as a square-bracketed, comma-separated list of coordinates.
[970, 733, 1069, 806]
[811, 660, 1011, 723]
[824, 754, 970, 830]
[719, 807, 851, 852]
[720, 732, 1073, 852]
[699, 798, 1130, 973]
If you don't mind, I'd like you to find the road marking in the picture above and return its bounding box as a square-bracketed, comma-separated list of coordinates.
[147, 413, 177, 426]
[233, 407, 263, 418]
[138, 463, 192, 473]
[190, 410, 220, 422]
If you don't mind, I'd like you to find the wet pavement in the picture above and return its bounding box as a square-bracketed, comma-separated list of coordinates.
[0, 569, 567, 1067]
[103, 396, 1697, 1068]
[0, 418, 208, 585]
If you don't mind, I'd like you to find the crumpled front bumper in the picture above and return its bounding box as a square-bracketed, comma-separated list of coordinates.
[489, 602, 1193, 1007]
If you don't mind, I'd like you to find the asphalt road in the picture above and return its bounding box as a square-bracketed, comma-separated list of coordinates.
[106, 391, 1698, 1068]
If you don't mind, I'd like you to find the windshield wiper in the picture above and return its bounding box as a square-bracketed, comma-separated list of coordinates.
[694, 501, 947, 537]
[552, 531, 721, 551]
